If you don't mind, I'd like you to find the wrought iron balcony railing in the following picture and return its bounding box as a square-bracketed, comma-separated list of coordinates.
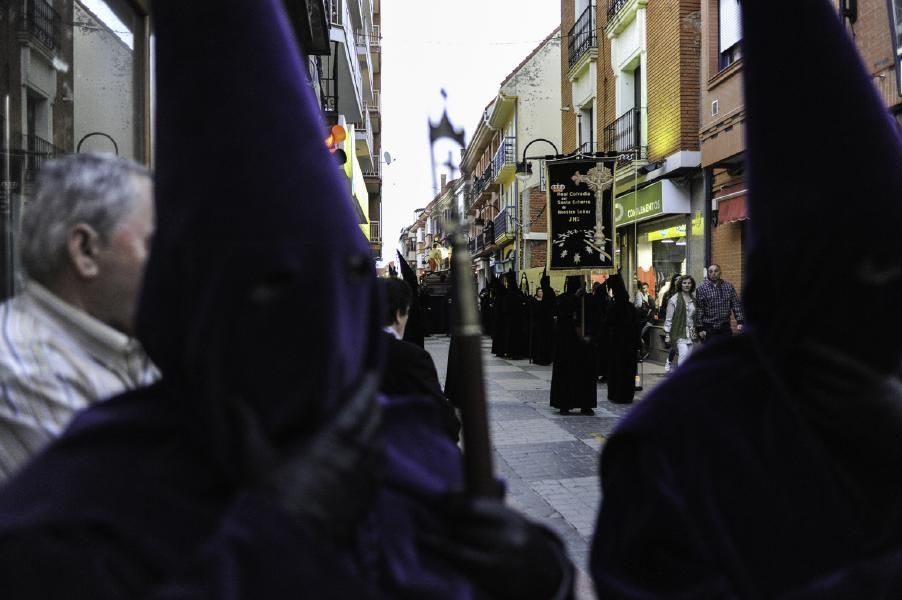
[492, 137, 516, 180]
[361, 160, 380, 178]
[473, 163, 494, 198]
[603, 107, 647, 160]
[24, 133, 62, 180]
[568, 2, 596, 68]
[19, 0, 62, 52]
[494, 206, 516, 243]
[607, 0, 628, 22]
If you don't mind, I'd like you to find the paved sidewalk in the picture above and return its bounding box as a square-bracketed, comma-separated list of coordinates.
[426, 335, 667, 600]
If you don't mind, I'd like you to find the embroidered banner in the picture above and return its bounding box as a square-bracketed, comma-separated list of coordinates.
[546, 158, 616, 270]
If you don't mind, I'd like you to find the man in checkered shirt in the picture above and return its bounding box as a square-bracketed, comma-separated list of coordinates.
[695, 264, 745, 342]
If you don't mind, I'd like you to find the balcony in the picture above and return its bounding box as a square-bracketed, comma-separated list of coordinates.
[603, 107, 647, 161]
[473, 163, 495, 200]
[24, 134, 61, 180]
[369, 220, 381, 242]
[471, 220, 494, 256]
[351, 111, 375, 170]
[494, 206, 517, 245]
[568, 2, 596, 69]
[18, 0, 61, 52]
[361, 159, 380, 178]
[607, 0, 628, 21]
[364, 89, 381, 113]
[321, 0, 364, 122]
[492, 137, 516, 184]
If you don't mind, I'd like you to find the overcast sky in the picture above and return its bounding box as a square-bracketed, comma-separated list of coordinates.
[379, 0, 561, 265]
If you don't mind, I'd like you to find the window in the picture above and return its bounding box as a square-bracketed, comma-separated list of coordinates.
[890, 0, 902, 95]
[578, 103, 594, 153]
[719, 0, 742, 69]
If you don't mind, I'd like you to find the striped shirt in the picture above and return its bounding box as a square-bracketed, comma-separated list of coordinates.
[0, 281, 159, 481]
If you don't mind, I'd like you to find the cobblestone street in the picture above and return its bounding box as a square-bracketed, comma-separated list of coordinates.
[426, 335, 667, 599]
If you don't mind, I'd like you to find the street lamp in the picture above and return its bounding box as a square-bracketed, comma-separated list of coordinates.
[515, 138, 560, 184]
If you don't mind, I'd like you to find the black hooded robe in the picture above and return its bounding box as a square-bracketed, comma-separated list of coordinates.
[502, 285, 530, 360]
[605, 275, 638, 405]
[549, 282, 597, 411]
[529, 293, 555, 366]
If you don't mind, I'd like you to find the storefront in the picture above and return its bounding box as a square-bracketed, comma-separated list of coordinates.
[613, 178, 699, 307]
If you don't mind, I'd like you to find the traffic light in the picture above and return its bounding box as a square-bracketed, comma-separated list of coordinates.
[325, 124, 347, 165]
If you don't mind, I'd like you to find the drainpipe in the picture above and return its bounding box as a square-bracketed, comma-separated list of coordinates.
[0, 95, 11, 300]
[703, 166, 713, 269]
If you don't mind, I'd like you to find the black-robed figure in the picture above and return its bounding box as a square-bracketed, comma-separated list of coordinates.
[604, 273, 638, 404]
[490, 276, 508, 357]
[397, 250, 425, 348]
[550, 276, 597, 414]
[590, 281, 611, 382]
[501, 270, 529, 360]
[479, 285, 493, 336]
[529, 272, 555, 366]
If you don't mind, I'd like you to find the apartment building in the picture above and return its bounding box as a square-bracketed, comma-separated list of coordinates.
[463, 29, 561, 291]
[562, 0, 705, 298]
[319, 0, 382, 260]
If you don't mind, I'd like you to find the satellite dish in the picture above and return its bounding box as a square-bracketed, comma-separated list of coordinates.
[383, 151, 393, 165]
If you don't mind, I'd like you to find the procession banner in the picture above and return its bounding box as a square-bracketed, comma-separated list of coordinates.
[546, 158, 616, 270]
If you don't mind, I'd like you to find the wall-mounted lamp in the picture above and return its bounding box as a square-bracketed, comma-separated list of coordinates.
[515, 138, 560, 183]
[560, 105, 572, 112]
[76, 132, 119, 156]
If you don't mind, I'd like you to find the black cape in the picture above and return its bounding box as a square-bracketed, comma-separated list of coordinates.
[549, 290, 597, 410]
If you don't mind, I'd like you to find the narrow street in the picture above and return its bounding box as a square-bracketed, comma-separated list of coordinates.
[426, 335, 667, 599]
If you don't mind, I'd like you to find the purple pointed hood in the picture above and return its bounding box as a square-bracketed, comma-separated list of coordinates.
[137, 0, 381, 471]
[741, 0, 902, 372]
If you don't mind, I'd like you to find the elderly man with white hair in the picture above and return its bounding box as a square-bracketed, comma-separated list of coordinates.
[0, 153, 158, 481]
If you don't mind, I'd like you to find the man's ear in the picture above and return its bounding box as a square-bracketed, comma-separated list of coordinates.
[66, 223, 101, 279]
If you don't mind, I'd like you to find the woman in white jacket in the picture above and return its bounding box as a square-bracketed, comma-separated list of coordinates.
[663, 275, 698, 370]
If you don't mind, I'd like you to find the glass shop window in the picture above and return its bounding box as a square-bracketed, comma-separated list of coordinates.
[636, 215, 688, 320]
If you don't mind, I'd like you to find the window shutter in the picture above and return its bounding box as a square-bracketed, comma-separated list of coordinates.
[719, 0, 742, 52]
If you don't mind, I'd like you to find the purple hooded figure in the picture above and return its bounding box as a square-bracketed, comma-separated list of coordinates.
[591, 0, 902, 597]
[0, 0, 573, 598]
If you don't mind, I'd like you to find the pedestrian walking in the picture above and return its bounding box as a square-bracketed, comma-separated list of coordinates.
[696, 264, 744, 342]
[658, 273, 682, 372]
[634, 281, 655, 359]
[662, 275, 699, 370]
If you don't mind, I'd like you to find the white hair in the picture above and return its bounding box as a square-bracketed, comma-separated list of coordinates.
[20, 153, 151, 283]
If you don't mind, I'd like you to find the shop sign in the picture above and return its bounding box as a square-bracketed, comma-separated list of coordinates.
[692, 210, 704, 236]
[647, 225, 686, 241]
[614, 180, 691, 227]
[615, 182, 663, 226]
[546, 158, 616, 270]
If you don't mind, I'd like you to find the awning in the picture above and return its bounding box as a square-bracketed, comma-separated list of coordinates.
[717, 195, 748, 224]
